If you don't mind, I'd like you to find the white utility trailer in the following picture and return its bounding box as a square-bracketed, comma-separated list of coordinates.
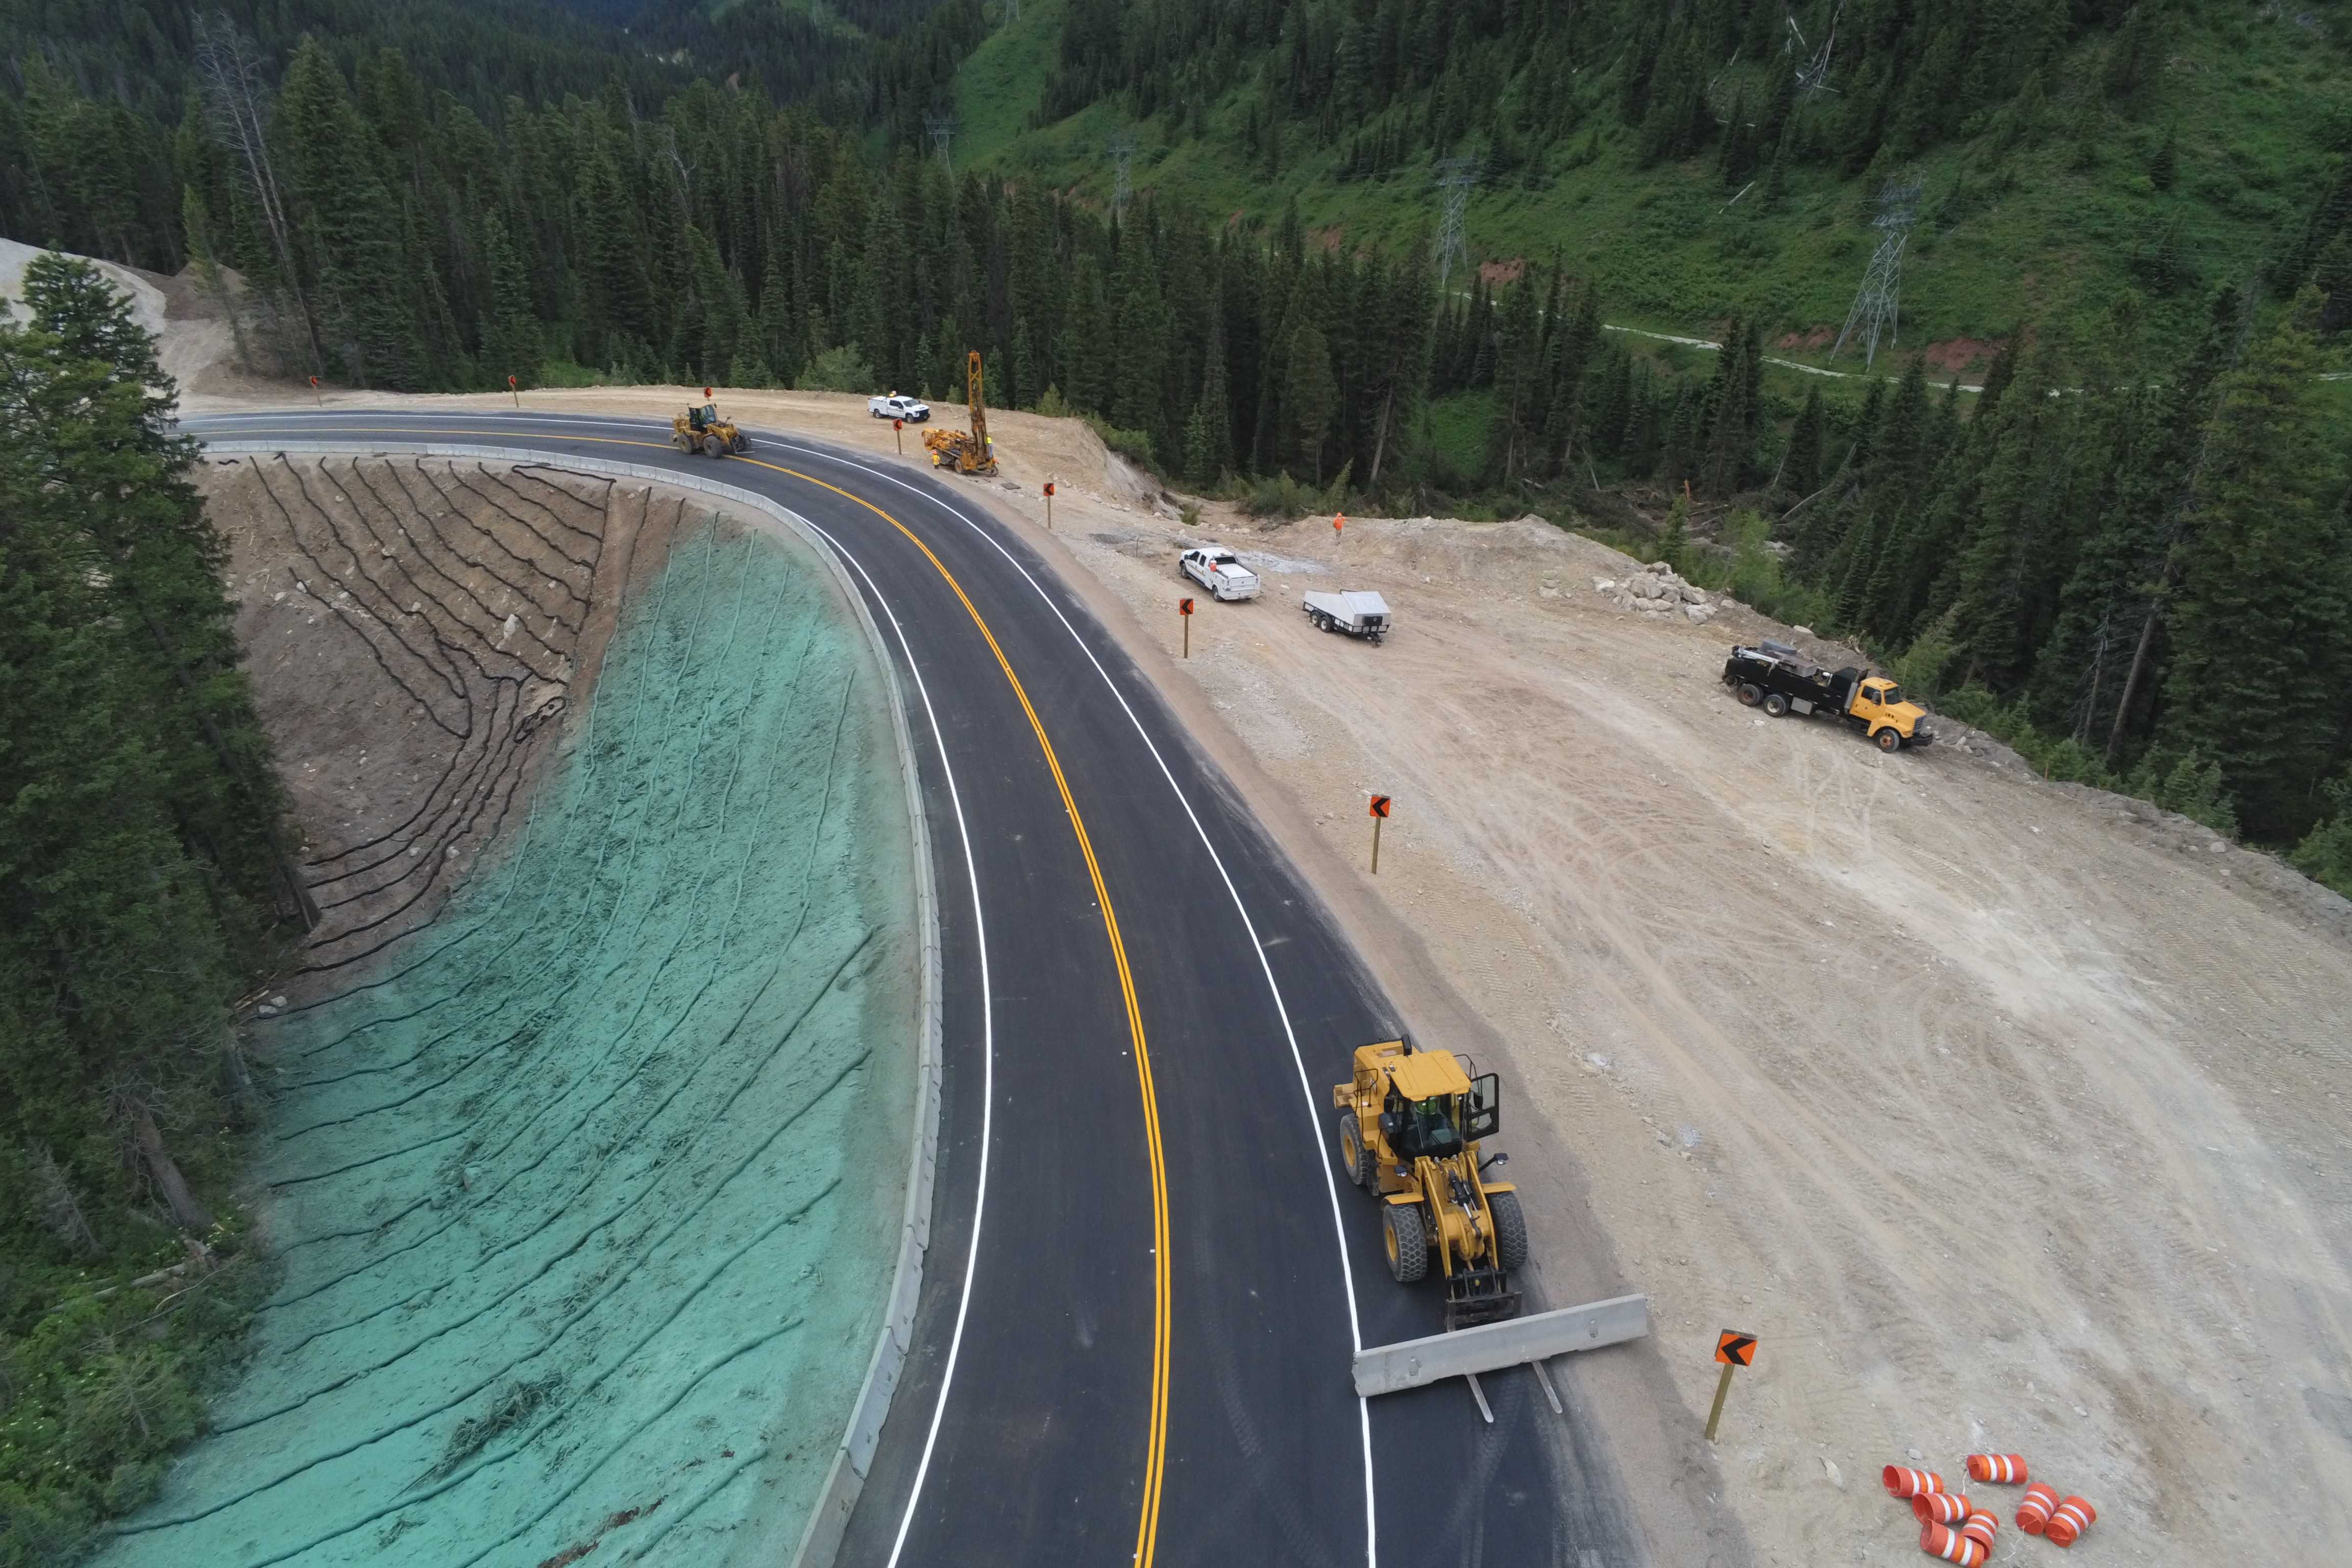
[1302, 590, 1391, 643]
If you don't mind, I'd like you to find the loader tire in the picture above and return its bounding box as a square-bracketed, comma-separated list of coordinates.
[1486, 1190, 1529, 1272]
[1336, 1111, 1376, 1189]
[703, 433, 724, 458]
[1737, 682, 1762, 706]
[1384, 1204, 1429, 1284]
[1762, 692, 1789, 717]
[1875, 726, 1903, 753]
[672, 432, 690, 452]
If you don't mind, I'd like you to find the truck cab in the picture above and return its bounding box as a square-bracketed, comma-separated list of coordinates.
[1841, 674, 1931, 751]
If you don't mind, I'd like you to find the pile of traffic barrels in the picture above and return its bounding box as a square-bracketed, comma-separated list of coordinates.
[1882, 1455, 2099, 1561]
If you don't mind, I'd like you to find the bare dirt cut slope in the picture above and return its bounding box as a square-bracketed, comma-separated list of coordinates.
[997, 496, 2352, 1564]
[205, 455, 669, 978]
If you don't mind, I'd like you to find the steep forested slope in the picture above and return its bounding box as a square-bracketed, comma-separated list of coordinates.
[965, 0, 2352, 365]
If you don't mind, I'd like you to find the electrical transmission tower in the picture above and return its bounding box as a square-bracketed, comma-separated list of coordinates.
[1831, 181, 1922, 368]
[1785, 2, 1842, 94]
[1433, 157, 1479, 288]
[924, 112, 957, 172]
[1107, 132, 1137, 223]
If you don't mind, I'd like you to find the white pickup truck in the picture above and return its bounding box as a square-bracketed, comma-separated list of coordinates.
[1302, 590, 1391, 642]
[1180, 545, 1261, 601]
[868, 393, 930, 422]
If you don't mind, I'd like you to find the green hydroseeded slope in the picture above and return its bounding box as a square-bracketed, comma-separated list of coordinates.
[96, 510, 918, 1568]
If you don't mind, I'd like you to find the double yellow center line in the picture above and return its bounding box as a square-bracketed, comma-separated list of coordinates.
[753, 457, 1173, 1565]
[213, 429, 1175, 1563]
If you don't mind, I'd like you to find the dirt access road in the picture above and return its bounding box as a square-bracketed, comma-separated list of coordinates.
[172, 357, 2352, 1560]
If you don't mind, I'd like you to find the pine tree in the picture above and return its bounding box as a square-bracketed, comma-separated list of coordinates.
[272, 40, 425, 389]
[1781, 386, 1826, 498]
[1284, 318, 1339, 482]
[2157, 299, 2352, 839]
[477, 209, 540, 387]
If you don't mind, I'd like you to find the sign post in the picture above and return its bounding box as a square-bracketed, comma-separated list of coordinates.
[893, 415, 904, 456]
[308, 374, 321, 408]
[1180, 597, 1194, 658]
[1704, 1330, 1757, 1443]
[1367, 794, 1391, 873]
[508, 373, 519, 409]
[1044, 480, 1056, 531]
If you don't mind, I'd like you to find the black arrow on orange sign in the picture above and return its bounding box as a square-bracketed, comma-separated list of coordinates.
[1714, 1331, 1756, 1367]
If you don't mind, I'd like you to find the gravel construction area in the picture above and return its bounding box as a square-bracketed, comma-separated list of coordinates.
[100, 462, 919, 1567]
[1023, 502, 2352, 1567]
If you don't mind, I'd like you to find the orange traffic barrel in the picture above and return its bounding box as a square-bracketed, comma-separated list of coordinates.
[1960, 1508, 1998, 1551]
[1883, 1466, 1945, 1498]
[1966, 1453, 2028, 1484]
[2016, 1481, 2060, 1534]
[1912, 1491, 1973, 1525]
[2045, 1496, 2097, 1548]
[1918, 1522, 1988, 1566]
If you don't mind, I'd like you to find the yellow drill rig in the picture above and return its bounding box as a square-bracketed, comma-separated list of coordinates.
[1333, 1038, 1527, 1328]
[921, 350, 998, 476]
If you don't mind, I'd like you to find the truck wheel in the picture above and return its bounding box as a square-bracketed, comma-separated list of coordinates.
[1762, 692, 1789, 717]
[1737, 682, 1762, 707]
[1383, 1204, 1429, 1284]
[1875, 726, 1903, 752]
[1486, 1190, 1529, 1272]
[1337, 1111, 1376, 1188]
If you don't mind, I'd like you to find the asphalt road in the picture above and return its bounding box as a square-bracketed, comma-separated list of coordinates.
[181, 410, 1645, 1568]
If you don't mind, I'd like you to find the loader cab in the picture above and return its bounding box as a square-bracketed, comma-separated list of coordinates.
[1380, 1071, 1502, 1159]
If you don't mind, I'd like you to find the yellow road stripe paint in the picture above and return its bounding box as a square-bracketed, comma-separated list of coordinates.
[212, 430, 1176, 1563]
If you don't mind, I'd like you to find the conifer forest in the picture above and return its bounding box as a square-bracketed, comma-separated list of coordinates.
[3, 0, 2352, 1554]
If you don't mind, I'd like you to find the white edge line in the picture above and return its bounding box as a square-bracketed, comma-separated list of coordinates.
[768, 439, 1381, 1566]
[195, 440, 993, 1568]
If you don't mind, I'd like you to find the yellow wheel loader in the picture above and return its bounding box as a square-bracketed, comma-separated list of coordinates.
[673, 400, 748, 457]
[1332, 1038, 1527, 1329]
[920, 349, 999, 476]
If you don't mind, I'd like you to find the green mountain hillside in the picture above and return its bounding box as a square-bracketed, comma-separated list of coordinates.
[954, 0, 2352, 371]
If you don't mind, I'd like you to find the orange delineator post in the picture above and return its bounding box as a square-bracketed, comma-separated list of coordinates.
[1912, 1491, 1972, 1525]
[2016, 1481, 2060, 1534]
[1918, 1523, 1987, 1566]
[1965, 1453, 2027, 1484]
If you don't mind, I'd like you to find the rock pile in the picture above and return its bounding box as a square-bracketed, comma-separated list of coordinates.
[1591, 561, 1719, 623]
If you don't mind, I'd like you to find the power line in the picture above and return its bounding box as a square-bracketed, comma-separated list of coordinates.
[1433, 157, 1479, 289]
[924, 112, 957, 172]
[1832, 180, 1922, 368]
